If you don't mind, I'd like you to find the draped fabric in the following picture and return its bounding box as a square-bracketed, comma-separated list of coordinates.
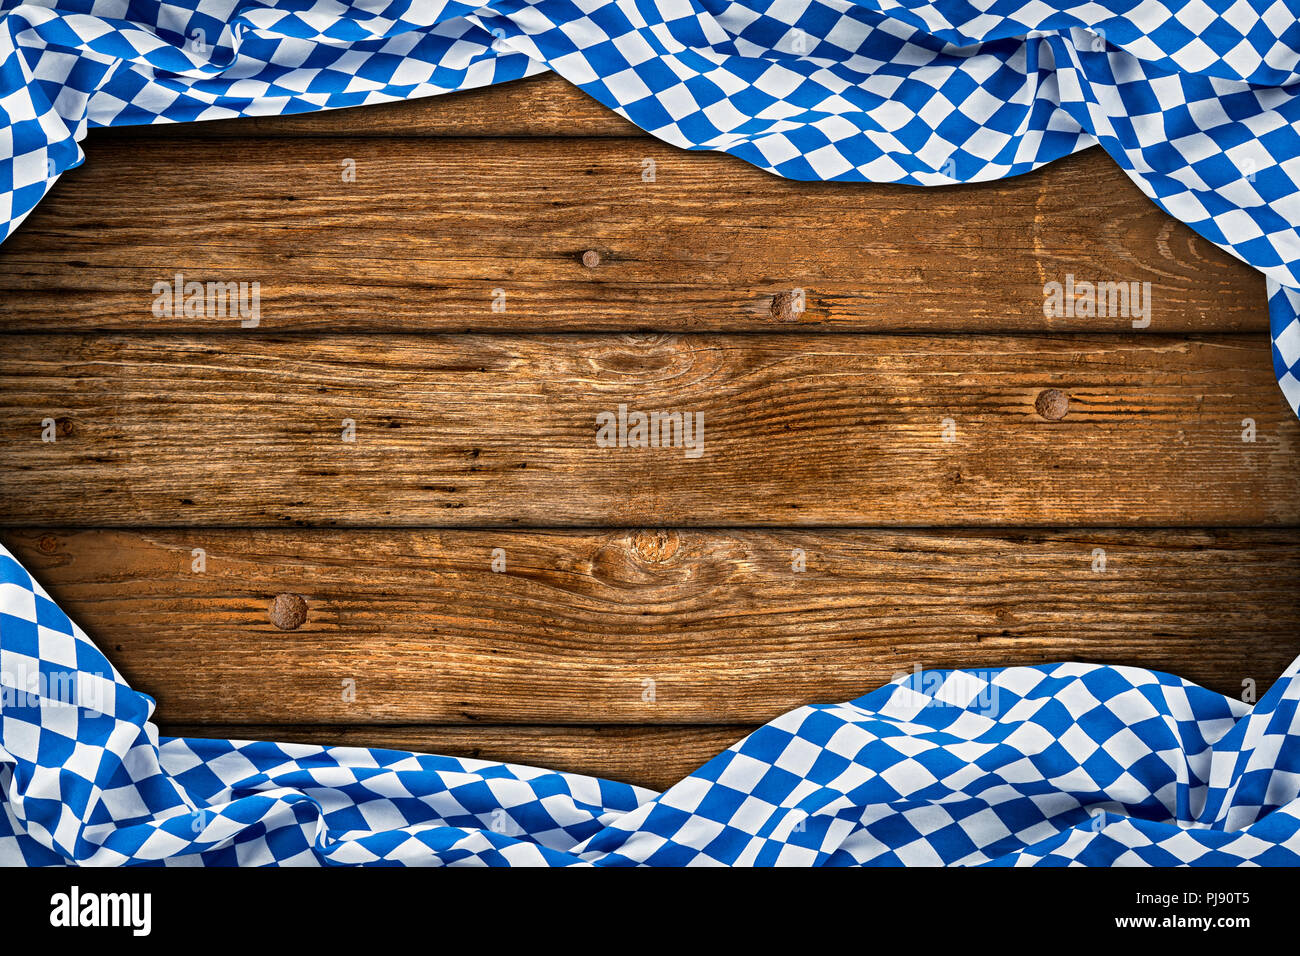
[1, 1, 1299, 409]
[2, 1, 1300, 865]
[2, 543, 1298, 865]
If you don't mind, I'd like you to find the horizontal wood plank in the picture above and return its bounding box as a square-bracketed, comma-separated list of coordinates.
[0, 333, 1294, 527]
[0, 140, 1263, 333]
[7, 528, 1297, 723]
[157, 724, 745, 791]
[100, 75, 640, 139]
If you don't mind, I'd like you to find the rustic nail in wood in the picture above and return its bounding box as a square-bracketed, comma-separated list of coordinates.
[1035, 388, 1069, 420]
[269, 593, 308, 631]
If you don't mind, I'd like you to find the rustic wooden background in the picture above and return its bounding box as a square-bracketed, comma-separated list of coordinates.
[1, 75, 1297, 791]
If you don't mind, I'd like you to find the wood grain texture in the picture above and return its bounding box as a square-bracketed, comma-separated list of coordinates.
[1, 76, 1292, 766]
[0, 140, 1263, 333]
[102, 75, 641, 139]
[6, 528, 1297, 723]
[0, 333, 1293, 527]
[157, 724, 746, 791]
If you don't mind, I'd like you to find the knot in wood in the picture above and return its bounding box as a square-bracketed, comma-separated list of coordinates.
[631, 529, 680, 563]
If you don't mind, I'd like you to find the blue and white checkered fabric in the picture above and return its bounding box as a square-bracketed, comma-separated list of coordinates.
[3, 2, 1300, 866]
[1, 1, 1300, 411]
[3, 543, 1298, 866]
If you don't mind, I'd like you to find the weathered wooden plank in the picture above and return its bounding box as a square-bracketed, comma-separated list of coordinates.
[0, 333, 1293, 527]
[0, 140, 1263, 333]
[157, 723, 745, 791]
[100, 75, 639, 139]
[7, 529, 1297, 723]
